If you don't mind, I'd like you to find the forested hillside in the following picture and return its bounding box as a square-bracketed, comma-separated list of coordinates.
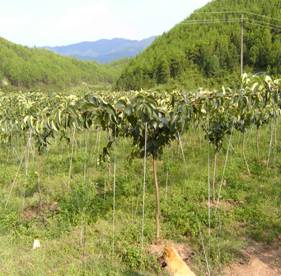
[116, 0, 281, 90]
[0, 37, 123, 89]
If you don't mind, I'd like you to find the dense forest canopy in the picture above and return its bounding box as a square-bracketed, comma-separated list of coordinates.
[0, 37, 125, 89]
[116, 0, 281, 90]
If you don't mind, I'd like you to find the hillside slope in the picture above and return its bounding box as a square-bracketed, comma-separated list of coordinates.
[45, 37, 156, 63]
[117, 0, 281, 90]
[0, 37, 122, 89]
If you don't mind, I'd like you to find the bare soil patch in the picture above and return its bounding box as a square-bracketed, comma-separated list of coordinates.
[223, 242, 281, 276]
[21, 201, 59, 221]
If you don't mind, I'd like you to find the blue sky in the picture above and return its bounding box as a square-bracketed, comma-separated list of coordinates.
[0, 0, 210, 46]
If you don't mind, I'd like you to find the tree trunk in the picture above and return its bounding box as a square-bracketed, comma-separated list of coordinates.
[152, 155, 160, 241]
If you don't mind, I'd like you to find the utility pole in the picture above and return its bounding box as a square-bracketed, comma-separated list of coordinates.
[240, 14, 244, 76]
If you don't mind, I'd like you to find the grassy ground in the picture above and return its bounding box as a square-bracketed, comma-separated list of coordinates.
[0, 123, 280, 275]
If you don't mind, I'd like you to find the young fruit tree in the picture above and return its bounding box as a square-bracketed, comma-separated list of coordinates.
[119, 92, 191, 241]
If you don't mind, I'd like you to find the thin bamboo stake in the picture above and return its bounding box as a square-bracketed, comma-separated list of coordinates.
[216, 129, 233, 205]
[24, 130, 32, 177]
[267, 121, 274, 168]
[208, 138, 211, 237]
[152, 156, 161, 241]
[141, 123, 147, 250]
[5, 153, 25, 209]
[212, 152, 218, 201]
[112, 127, 117, 257]
[68, 128, 76, 182]
[164, 169, 169, 202]
[207, 117, 212, 263]
[242, 132, 251, 175]
[22, 130, 33, 211]
[273, 119, 278, 164]
[256, 127, 260, 159]
[112, 159, 116, 257]
[94, 128, 99, 152]
[37, 165, 43, 218]
[96, 130, 101, 166]
[177, 131, 186, 164]
[80, 215, 87, 274]
[198, 222, 211, 276]
[83, 130, 90, 184]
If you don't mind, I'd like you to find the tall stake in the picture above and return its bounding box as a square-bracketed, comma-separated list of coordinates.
[267, 121, 274, 168]
[177, 131, 186, 164]
[207, 135, 211, 237]
[112, 127, 117, 257]
[141, 123, 147, 250]
[242, 132, 251, 175]
[112, 159, 116, 257]
[152, 155, 160, 241]
[212, 152, 218, 201]
[165, 169, 169, 202]
[273, 119, 278, 164]
[68, 128, 76, 182]
[83, 130, 89, 184]
[5, 153, 25, 209]
[25, 130, 32, 177]
[198, 221, 211, 276]
[240, 14, 244, 76]
[256, 127, 260, 159]
[217, 129, 233, 205]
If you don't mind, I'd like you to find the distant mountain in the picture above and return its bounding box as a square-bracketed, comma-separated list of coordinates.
[45, 37, 157, 63]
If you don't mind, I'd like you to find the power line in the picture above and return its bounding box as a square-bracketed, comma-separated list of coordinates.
[178, 19, 242, 25]
[246, 18, 281, 30]
[194, 11, 281, 23]
[176, 18, 281, 32]
[246, 21, 281, 31]
[245, 11, 281, 23]
[183, 18, 240, 22]
[178, 19, 281, 31]
[194, 11, 243, 14]
[181, 12, 281, 30]
[180, 18, 241, 23]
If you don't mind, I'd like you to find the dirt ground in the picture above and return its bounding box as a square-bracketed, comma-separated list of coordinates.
[223, 242, 281, 276]
[149, 240, 281, 276]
